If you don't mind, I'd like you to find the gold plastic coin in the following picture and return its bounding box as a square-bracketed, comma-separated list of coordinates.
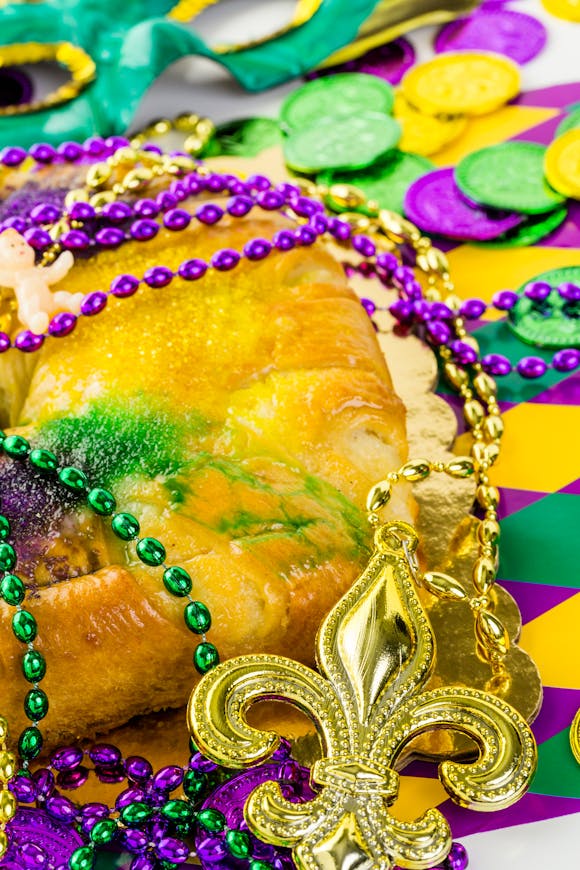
[544, 129, 580, 198]
[541, 0, 580, 20]
[401, 51, 521, 117]
[393, 93, 467, 156]
[571, 707, 580, 764]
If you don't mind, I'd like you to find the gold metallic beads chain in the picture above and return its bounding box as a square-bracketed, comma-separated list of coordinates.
[0, 717, 15, 858]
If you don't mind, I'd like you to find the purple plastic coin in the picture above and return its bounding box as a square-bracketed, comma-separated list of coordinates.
[404, 168, 524, 241]
[1, 807, 83, 867]
[195, 760, 315, 870]
[307, 38, 415, 85]
[434, 9, 547, 65]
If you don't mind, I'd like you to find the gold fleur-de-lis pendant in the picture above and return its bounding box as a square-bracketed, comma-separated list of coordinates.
[188, 521, 537, 870]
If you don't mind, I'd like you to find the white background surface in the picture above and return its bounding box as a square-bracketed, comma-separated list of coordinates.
[135, 3, 580, 868]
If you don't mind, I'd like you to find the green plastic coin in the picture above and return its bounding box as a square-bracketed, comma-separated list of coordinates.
[556, 107, 580, 138]
[455, 142, 566, 215]
[280, 73, 394, 132]
[284, 112, 401, 174]
[474, 205, 568, 248]
[213, 117, 283, 157]
[318, 151, 433, 215]
[508, 266, 580, 349]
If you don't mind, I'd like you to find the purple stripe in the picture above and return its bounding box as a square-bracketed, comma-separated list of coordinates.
[515, 82, 580, 109]
[443, 791, 580, 837]
[560, 478, 580, 495]
[529, 371, 580, 405]
[497, 487, 547, 520]
[531, 686, 580, 745]
[511, 114, 566, 146]
[499, 578, 579, 625]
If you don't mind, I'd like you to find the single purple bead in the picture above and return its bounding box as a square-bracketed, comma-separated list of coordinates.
[60, 230, 90, 250]
[205, 174, 228, 193]
[273, 229, 296, 251]
[156, 191, 178, 211]
[95, 764, 125, 784]
[524, 280, 552, 302]
[152, 765, 184, 792]
[309, 213, 328, 235]
[169, 180, 188, 201]
[328, 217, 351, 240]
[257, 189, 285, 211]
[89, 743, 123, 766]
[482, 353, 513, 376]
[50, 746, 84, 771]
[196, 837, 228, 863]
[294, 225, 317, 246]
[8, 774, 37, 802]
[412, 299, 430, 321]
[15, 331, 45, 351]
[29, 143, 56, 164]
[144, 265, 173, 287]
[149, 819, 169, 843]
[196, 203, 224, 225]
[17, 841, 49, 868]
[3, 216, 27, 233]
[389, 299, 414, 324]
[376, 251, 399, 275]
[178, 258, 207, 281]
[211, 249, 241, 271]
[156, 837, 189, 864]
[142, 144, 163, 155]
[517, 355, 548, 379]
[57, 141, 83, 162]
[225, 179, 246, 196]
[83, 137, 107, 157]
[130, 218, 159, 241]
[56, 767, 89, 790]
[552, 348, 580, 372]
[134, 199, 159, 218]
[0, 332, 10, 353]
[23, 227, 52, 249]
[1, 146, 27, 166]
[460, 298, 487, 319]
[126, 755, 153, 784]
[244, 238, 272, 261]
[451, 340, 477, 366]
[101, 201, 133, 223]
[227, 195, 254, 218]
[123, 828, 149, 854]
[105, 136, 131, 151]
[392, 264, 414, 286]
[45, 794, 76, 823]
[29, 203, 61, 225]
[245, 173, 271, 191]
[189, 752, 218, 774]
[185, 176, 204, 197]
[271, 737, 292, 761]
[429, 302, 454, 321]
[402, 279, 423, 301]
[352, 234, 376, 258]
[361, 298, 376, 316]
[95, 226, 125, 247]
[426, 320, 452, 346]
[81, 291, 108, 316]
[80, 802, 109, 818]
[163, 208, 191, 231]
[110, 274, 140, 297]
[68, 201, 95, 221]
[277, 181, 301, 201]
[492, 289, 518, 311]
[130, 855, 157, 870]
[292, 195, 324, 217]
[557, 281, 580, 301]
[447, 841, 468, 870]
[116, 787, 147, 810]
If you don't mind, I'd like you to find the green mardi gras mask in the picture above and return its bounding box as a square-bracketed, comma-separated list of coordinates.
[0, 0, 382, 148]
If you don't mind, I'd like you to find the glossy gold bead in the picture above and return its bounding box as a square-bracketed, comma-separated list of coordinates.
[478, 518, 500, 546]
[175, 112, 200, 131]
[328, 184, 366, 210]
[445, 457, 475, 478]
[184, 134, 204, 155]
[422, 571, 467, 601]
[89, 191, 116, 209]
[473, 556, 496, 596]
[365, 481, 392, 513]
[124, 167, 154, 190]
[475, 610, 509, 657]
[378, 210, 420, 243]
[424, 288, 441, 302]
[64, 188, 89, 208]
[0, 752, 16, 782]
[484, 415, 504, 440]
[167, 155, 195, 173]
[0, 830, 7, 859]
[86, 162, 112, 188]
[151, 118, 172, 136]
[474, 372, 497, 401]
[195, 118, 216, 140]
[0, 719, 8, 741]
[445, 293, 463, 311]
[464, 399, 485, 428]
[477, 484, 500, 509]
[460, 335, 480, 355]
[0, 789, 16, 822]
[111, 146, 138, 165]
[443, 362, 468, 389]
[400, 459, 431, 482]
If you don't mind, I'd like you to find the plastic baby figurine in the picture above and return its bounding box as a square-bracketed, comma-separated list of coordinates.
[0, 228, 83, 335]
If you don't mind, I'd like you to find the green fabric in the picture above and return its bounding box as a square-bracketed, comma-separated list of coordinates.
[0, 0, 381, 148]
[531, 727, 580, 798]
